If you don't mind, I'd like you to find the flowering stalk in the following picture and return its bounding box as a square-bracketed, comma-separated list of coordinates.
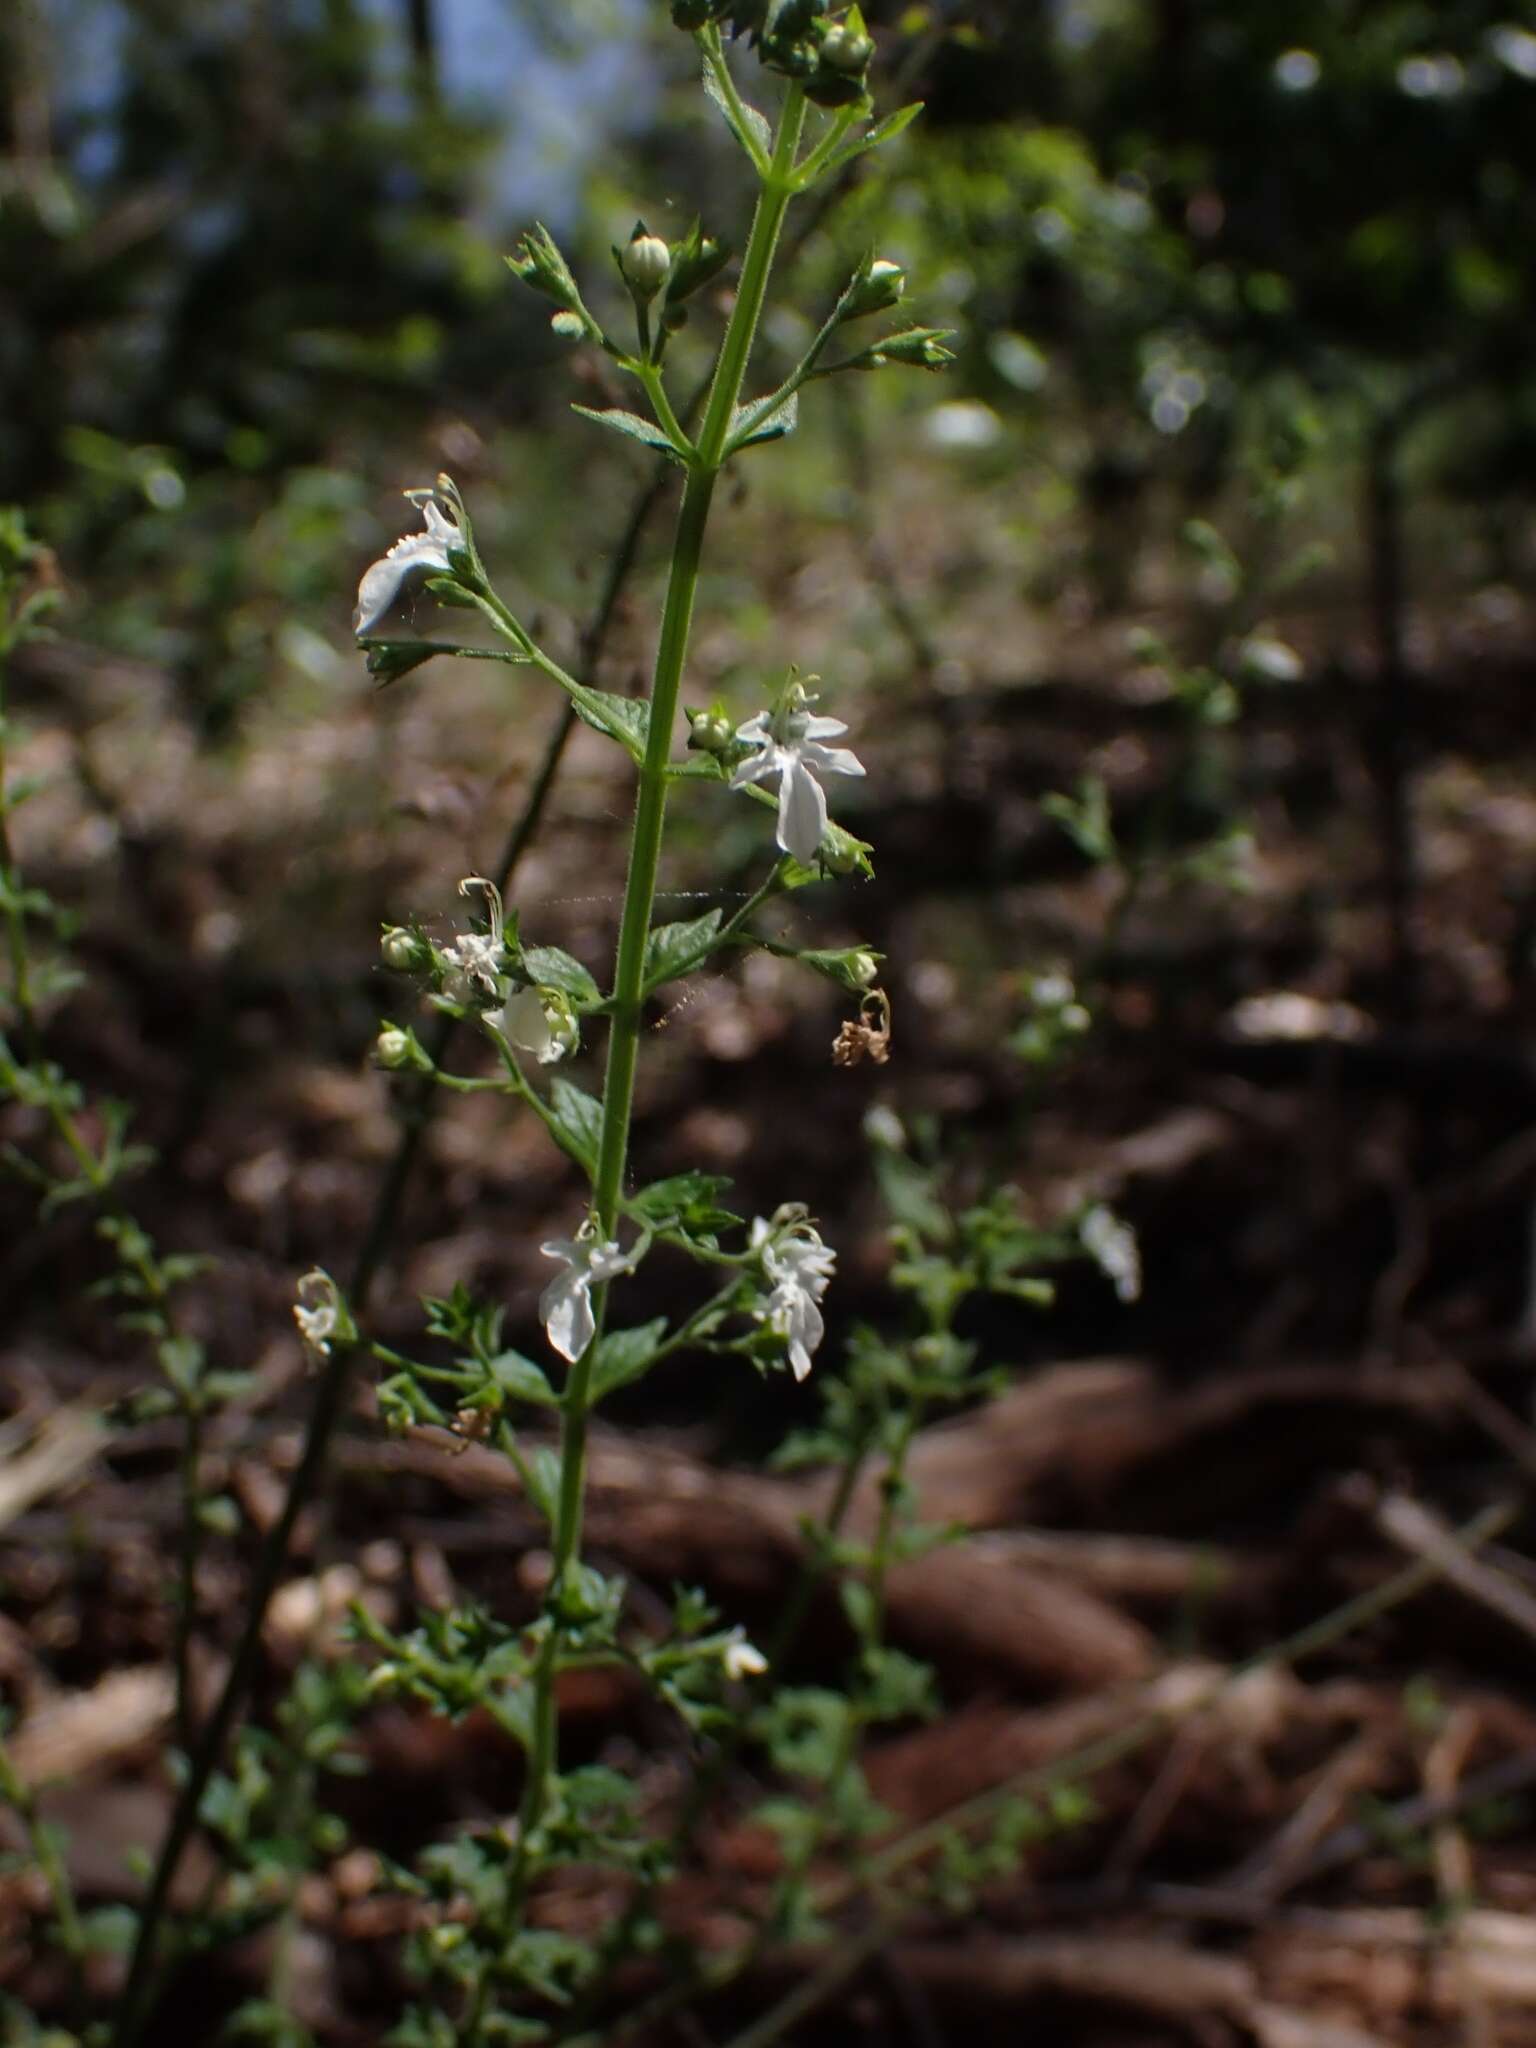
[454, 88, 814, 2048]
[301, 19, 943, 2039]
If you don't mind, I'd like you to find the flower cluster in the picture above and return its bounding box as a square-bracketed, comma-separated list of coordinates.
[384, 875, 580, 1070]
[671, 0, 877, 107]
[751, 1206, 837, 1380]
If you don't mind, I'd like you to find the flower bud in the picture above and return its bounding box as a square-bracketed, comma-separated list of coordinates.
[722, 1631, 768, 1680]
[664, 219, 731, 311]
[799, 945, 882, 991]
[687, 703, 735, 755]
[819, 21, 874, 73]
[852, 327, 955, 372]
[375, 1025, 415, 1070]
[508, 223, 585, 315]
[381, 926, 426, 972]
[768, 36, 820, 80]
[839, 257, 906, 323]
[620, 224, 671, 299]
[819, 824, 875, 877]
[771, 0, 824, 30]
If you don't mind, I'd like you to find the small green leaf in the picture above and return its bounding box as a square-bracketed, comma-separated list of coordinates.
[823, 99, 924, 176]
[487, 1350, 557, 1406]
[521, 946, 601, 1007]
[702, 56, 771, 155]
[547, 1077, 603, 1174]
[726, 389, 799, 453]
[860, 100, 923, 150]
[526, 1445, 563, 1524]
[643, 908, 722, 991]
[590, 1318, 669, 1402]
[840, 1576, 875, 1638]
[571, 405, 685, 461]
[571, 687, 650, 756]
[629, 1171, 740, 1240]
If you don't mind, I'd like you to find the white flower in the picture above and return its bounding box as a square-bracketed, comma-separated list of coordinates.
[730, 685, 864, 866]
[750, 1209, 836, 1382]
[722, 1629, 768, 1680]
[441, 876, 508, 1003]
[354, 486, 462, 638]
[1081, 1204, 1141, 1303]
[293, 1269, 342, 1356]
[539, 1227, 634, 1364]
[487, 985, 578, 1066]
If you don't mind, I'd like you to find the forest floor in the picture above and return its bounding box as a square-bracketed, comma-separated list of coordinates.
[6, 492, 1536, 2046]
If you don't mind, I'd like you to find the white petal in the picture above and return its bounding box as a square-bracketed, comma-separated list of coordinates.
[354, 531, 453, 636]
[732, 711, 773, 747]
[540, 1269, 593, 1364]
[800, 713, 850, 740]
[587, 1242, 633, 1286]
[422, 499, 461, 546]
[495, 987, 556, 1062]
[800, 740, 865, 780]
[729, 746, 779, 792]
[777, 756, 829, 864]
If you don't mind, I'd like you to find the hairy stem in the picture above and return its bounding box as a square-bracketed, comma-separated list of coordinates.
[461, 84, 809, 2047]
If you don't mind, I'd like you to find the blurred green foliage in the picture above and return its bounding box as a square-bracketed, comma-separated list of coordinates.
[4, 0, 1535, 733]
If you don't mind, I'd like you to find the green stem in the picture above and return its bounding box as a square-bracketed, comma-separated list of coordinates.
[637, 363, 695, 458]
[458, 86, 808, 2048]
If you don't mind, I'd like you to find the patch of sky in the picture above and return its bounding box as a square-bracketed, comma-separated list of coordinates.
[46, 0, 129, 182]
[365, 0, 660, 226]
[47, 0, 661, 224]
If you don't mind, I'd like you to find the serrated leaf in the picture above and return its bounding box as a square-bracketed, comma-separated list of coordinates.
[702, 57, 771, 155]
[487, 1350, 557, 1406]
[548, 1077, 603, 1174]
[590, 1318, 669, 1402]
[726, 389, 800, 454]
[629, 1171, 740, 1239]
[521, 945, 601, 1006]
[643, 908, 722, 991]
[571, 686, 650, 756]
[571, 405, 685, 461]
